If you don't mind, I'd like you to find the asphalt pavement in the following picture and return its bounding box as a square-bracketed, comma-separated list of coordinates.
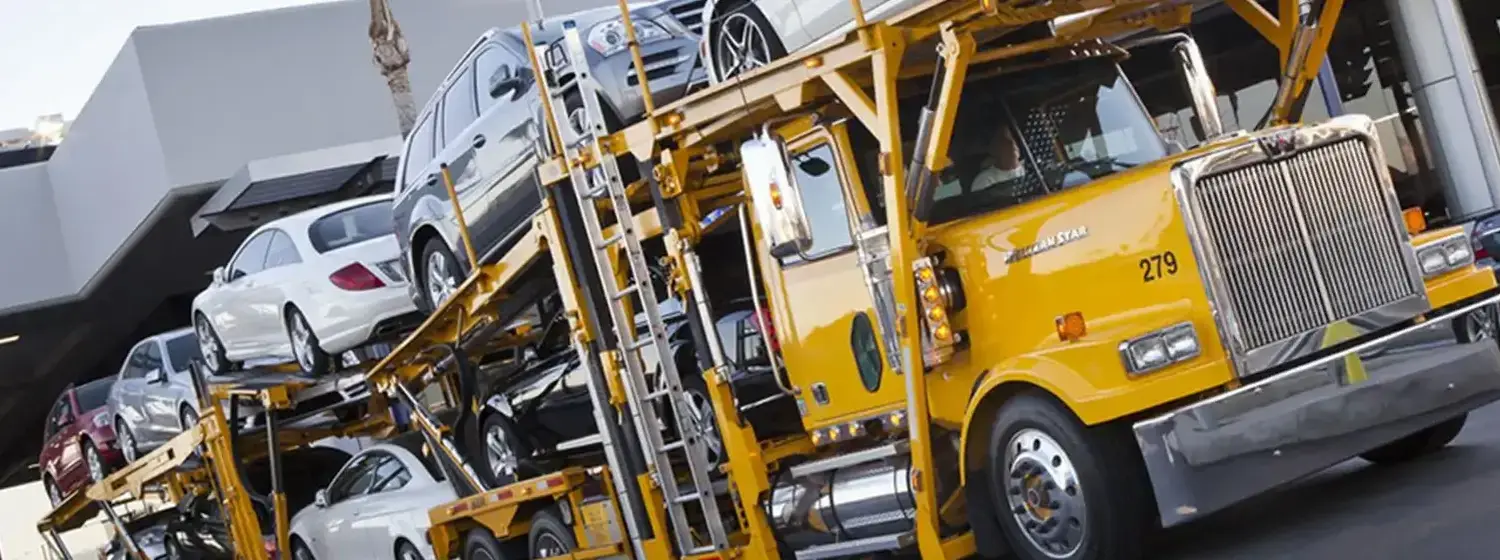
[1155, 401, 1500, 559]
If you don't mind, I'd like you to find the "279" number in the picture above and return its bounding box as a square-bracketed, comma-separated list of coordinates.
[1140, 251, 1179, 282]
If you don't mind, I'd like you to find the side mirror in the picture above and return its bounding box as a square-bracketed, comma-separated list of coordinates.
[1169, 37, 1224, 141]
[314, 489, 329, 509]
[489, 65, 531, 102]
[211, 266, 227, 285]
[148, 369, 169, 384]
[741, 133, 813, 259]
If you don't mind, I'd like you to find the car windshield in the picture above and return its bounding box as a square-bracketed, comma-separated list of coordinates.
[76, 378, 115, 410]
[165, 333, 202, 373]
[308, 201, 395, 253]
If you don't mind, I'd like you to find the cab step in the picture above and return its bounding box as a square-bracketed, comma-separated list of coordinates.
[794, 532, 915, 560]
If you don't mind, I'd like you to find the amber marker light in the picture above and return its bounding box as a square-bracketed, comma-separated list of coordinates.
[1056, 312, 1087, 342]
[769, 182, 783, 209]
[1403, 207, 1426, 235]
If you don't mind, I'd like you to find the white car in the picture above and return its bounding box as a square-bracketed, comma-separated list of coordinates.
[192, 194, 421, 376]
[289, 435, 456, 560]
[703, 0, 923, 81]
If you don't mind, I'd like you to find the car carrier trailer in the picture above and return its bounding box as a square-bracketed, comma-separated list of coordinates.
[360, 0, 1500, 559]
[37, 362, 392, 560]
[37, 0, 1500, 559]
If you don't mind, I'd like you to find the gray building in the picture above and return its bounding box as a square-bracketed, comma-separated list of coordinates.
[0, 0, 610, 482]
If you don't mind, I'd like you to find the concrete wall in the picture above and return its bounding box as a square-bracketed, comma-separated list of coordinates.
[0, 0, 611, 312]
[0, 163, 70, 309]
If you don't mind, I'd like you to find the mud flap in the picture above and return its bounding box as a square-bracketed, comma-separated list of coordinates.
[966, 467, 1011, 558]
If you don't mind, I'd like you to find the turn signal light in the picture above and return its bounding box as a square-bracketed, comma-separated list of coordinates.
[1403, 207, 1426, 235]
[1056, 312, 1087, 342]
[769, 182, 784, 209]
[330, 263, 386, 291]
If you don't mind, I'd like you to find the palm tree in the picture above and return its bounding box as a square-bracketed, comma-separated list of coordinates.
[368, 0, 416, 137]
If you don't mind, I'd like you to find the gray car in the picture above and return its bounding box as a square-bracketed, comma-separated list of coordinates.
[393, 1, 708, 312]
[106, 328, 205, 464]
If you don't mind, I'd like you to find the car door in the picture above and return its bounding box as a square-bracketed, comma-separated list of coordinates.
[759, 132, 906, 430]
[459, 42, 544, 261]
[211, 231, 274, 356]
[310, 454, 380, 558]
[140, 340, 180, 442]
[40, 397, 68, 484]
[53, 394, 85, 491]
[255, 229, 305, 355]
[347, 452, 412, 555]
[114, 343, 151, 437]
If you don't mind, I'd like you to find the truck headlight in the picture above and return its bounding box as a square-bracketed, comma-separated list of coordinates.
[587, 18, 671, 57]
[1119, 322, 1200, 375]
[1414, 233, 1473, 278]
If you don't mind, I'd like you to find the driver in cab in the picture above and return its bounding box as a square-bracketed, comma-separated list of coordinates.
[934, 125, 1029, 200]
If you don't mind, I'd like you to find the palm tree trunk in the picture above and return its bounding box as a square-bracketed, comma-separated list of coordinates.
[369, 0, 416, 137]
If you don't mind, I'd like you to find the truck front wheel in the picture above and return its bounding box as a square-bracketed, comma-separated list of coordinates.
[1359, 413, 1467, 465]
[986, 392, 1149, 560]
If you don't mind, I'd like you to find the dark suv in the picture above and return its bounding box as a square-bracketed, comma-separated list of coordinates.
[392, 2, 708, 312]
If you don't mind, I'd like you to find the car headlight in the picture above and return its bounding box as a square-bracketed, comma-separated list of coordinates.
[586, 18, 671, 57]
[1415, 233, 1473, 278]
[94, 414, 111, 429]
[1119, 322, 1200, 375]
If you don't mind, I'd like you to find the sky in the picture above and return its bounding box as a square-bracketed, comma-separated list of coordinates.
[0, 0, 341, 131]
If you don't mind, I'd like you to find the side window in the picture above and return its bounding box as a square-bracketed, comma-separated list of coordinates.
[779, 143, 854, 264]
[122, 344, 150, 379]
[142, 342, 163, 374]
[53, 398, 74, 432]
[43, 398, 65, 439]
[263, 230, 301, 269]
[472, 46, 523, 114]
[441, 65, 479, 147]
[229, 231, 274, 280]
[401, 114, 437, 190]
[327, 455, 379, 503]
[369, 453, 411, 493]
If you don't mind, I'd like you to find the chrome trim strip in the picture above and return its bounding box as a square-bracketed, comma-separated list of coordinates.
[1134, 292, 1500, 527]
[1170, 114, 1429, 376]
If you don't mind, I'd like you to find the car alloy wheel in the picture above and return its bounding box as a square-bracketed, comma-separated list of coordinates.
[714, 12, 774, 79]
[196, 318, 224, 373]
[426, 249, 460, 309]
[86, 443, 105, 482]
[165, 538, 183, 560]
[683, 388, 724, 467]
[119, 421, 138, 463]
[293, 543, 315, 560]
[180, 407, 199, 430]
[484, 422, 519, 483]
[1464, 306, 1497, 342]
[1003, 428, 1087, 559]
[45, 478, 61, 507]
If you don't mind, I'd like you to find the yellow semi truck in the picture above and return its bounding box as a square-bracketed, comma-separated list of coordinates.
[350, 1, 1500, 560]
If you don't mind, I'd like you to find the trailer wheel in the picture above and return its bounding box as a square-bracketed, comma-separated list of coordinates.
[528, 508, 576, 557]
[462, 529, 521, 560]
[1360, 413, 1468, 465]
[986, 392, 1149, 560]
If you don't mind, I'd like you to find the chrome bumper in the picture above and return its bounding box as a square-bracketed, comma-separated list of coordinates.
[1134, 292, 1500, 527]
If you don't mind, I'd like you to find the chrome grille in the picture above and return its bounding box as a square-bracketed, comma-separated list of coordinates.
[1192, 137, 1420, 350]
[668, 0, 706, 34]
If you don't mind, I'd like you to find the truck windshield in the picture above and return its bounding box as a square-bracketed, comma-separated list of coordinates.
[930, 58, 1165, 222]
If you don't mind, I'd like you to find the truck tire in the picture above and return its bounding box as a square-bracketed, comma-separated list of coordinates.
[528, 508, 576, 557]
[462, 529, 521, 560]
[986, 392, 1150, 560]
[1359, 414, 1467, 465]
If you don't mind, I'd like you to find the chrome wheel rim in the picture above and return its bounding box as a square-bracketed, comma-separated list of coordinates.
[1003, 428, 1086, 558]
[533, 533, 568, 558]
[294, 546, 314, 560]
[399, 546, 422, 560]
[181, 408, 199, 430]
[290, 314, 316, 372]
[485, 422, 518, 482]
[714, 13, 772, 79]
[47, 481, 61, 506]
[165, 539, 180, 560]
[120, 424, 137, 463]
[684, 389, 723, 465]
[197, 320, 221, 371]
[87, 445, 104, 482]
[568, 107, 588, 137]
[426, 250, 458, 307]
[1466, 307, 1496, 341]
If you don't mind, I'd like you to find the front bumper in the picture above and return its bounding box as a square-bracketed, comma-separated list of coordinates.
[1134, 291, 1500, 527]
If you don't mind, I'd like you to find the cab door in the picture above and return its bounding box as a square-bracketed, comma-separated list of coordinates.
[757, 127, 904, 430]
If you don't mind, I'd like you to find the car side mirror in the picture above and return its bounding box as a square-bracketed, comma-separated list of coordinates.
[211, 266, 227, 285]
[314, 489, 328, 509]
[149, 369, 169, 384]
[489, 65, 531, 102]
[741, 132, 813, 259]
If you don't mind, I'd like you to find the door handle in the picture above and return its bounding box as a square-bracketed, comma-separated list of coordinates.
[426, 173, 439, 187]
[472, 134, 487, 149]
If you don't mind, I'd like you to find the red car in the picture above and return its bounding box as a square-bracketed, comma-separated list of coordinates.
[40, 377, 125, 506]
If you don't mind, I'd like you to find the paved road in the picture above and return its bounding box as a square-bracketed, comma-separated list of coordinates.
[1156, 401, 1500, 559]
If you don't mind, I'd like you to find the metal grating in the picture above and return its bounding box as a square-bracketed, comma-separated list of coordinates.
[1192, 137, 1420, 350]
[667, 0, 706, 34]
